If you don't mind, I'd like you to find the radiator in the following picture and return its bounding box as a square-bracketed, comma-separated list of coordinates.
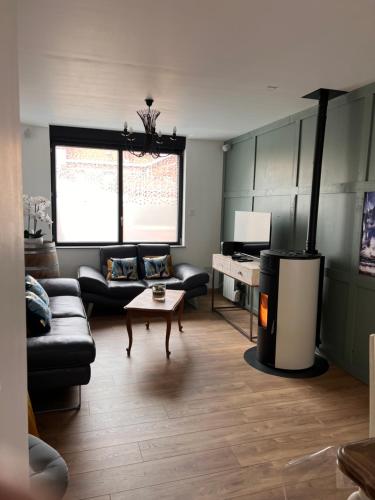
[222, 275, 241, 303]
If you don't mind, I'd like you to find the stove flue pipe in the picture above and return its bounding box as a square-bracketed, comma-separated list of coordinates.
[303, 88, 347, 254]
[306, 89, 329, 254]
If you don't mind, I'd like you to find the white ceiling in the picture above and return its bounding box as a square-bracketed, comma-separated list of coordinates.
[17, 0, 375, 140]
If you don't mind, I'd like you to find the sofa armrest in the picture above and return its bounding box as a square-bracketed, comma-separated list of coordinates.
[38, 278, 81, 297]
[173, 263, 209, 289]
[78, 266, 109, 296]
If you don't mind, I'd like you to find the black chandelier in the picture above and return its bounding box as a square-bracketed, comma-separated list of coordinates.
[122, 97, 177, 158]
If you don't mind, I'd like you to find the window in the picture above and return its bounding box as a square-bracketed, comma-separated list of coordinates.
[122, 152, 180, 243]
[55, 146, 119, 243]
[50, 126, 184, 246]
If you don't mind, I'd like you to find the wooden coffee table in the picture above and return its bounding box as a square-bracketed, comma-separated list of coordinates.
[124, 289, 185, 359]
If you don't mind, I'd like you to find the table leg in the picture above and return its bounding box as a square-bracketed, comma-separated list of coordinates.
[126, 311, 133, 356]
[250, 286, 256, 342]
[165, 313, 172, 359]
[178, 297, 184, 332]
[211, 268, 215, 311]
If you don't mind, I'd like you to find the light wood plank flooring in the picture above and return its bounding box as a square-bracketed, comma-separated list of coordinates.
[37, 296, 369, 499]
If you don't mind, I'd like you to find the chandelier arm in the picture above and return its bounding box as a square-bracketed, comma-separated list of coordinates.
[123, 98, 177, 158]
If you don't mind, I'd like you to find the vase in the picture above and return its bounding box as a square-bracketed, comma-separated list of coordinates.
[152, 283, 166, 302]
[24, 236, 44, 248]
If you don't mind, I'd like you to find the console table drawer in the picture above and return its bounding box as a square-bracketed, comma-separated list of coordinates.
[230, 261, 254, 285]
[212, 254, 231, 274]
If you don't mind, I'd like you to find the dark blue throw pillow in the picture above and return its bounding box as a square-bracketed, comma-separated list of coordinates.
[106, 257, 138, 280]
[26, 291, 52, 336]
[143, 255, 171, 278]
[25, 274, 49, 305]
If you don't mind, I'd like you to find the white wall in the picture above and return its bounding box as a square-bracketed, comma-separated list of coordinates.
[21, 125, 52, 239]
[21, 126, 223, 280]
[0, 0, 28, 482]
[179, 139, 224, 271]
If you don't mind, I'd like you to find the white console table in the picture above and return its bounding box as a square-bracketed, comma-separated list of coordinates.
[211, 254, 260, 341]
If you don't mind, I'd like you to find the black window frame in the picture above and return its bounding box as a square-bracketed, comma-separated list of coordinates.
[50, 125, 185, 247]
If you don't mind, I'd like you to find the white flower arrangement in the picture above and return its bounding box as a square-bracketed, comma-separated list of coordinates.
[23, 194, 53, 239]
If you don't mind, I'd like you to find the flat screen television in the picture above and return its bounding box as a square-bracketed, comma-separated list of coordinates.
[234, 211, 272, 244]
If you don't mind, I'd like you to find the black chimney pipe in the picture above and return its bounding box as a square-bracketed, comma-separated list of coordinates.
[303, 88, 347, 254]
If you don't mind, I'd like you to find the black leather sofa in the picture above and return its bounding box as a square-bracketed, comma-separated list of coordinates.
[78, 244, 209, 310]
[27, 278, 96, 407]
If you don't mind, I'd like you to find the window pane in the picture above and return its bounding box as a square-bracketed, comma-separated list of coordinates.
[122, 152, 180, 243]
[55, 146, 118, 243]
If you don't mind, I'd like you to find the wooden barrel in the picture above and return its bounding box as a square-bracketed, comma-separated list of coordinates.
[24, 241, 60, 279]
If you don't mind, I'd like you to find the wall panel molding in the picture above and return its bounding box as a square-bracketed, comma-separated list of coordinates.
[223, 80, 375, 383]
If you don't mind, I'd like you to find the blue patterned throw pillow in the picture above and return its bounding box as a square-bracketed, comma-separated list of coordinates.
[143, 255, 171, 279]
[26, 291, 52, 336]
[107, 257, 138, 281]
[25, 274, 49, 305]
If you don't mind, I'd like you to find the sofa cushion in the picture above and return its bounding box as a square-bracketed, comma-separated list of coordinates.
[26, 291, 52, 336]
[144, 254, 174, 276]
[27, 317, 95, 370]
[143, 255, 171, 279]
[142, 277, 184, 290]
[137, 244, 170, 278]
[100, 245, 137, 276]
[28, 366, 91, 390]
[107, 280, 147, 299]
[25, 275, 49, 305]
[49, 296, 86, 319]
[107, 257, 138, 281]
[38, 278, 81, 298]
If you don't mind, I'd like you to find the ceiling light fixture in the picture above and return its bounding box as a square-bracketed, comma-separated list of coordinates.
[122, 97, 177, 158]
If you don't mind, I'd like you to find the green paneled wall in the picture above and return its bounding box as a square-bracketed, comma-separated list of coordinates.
[222, 82, 375, 383]
[255, 123, 297, 190]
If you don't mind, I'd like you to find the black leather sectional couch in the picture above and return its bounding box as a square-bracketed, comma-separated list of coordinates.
[27, 278, 96, 398]
[78, 244, 209, 310]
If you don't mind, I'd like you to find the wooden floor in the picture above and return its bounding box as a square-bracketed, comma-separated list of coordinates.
[37, 296, 369, 500]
